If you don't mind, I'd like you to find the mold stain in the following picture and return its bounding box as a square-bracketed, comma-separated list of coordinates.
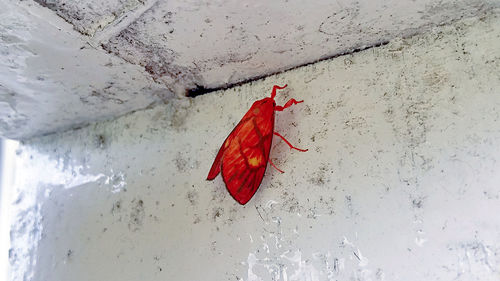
[186, 189, 198, 206]
[95, 134, 108, 149]
[308, 163, 332, 186]
[111, 200, 122, 215]
[128, 198, 145, 232]
[102, 24, 203, 92]
[211, 207, 224, 222]
[318, 4, 360, 36]
[175, 152, 188, 172]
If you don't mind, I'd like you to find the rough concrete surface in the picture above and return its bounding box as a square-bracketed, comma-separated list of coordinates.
[102, 0, 499, 91]
[6, 11, 500, 281]
[33, 0, 143, 36]
[0, 0, 167, 139]
[2, 0, 500, 139]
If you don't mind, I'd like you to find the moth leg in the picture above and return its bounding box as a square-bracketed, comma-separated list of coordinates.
[268, 158, 284, 173]
[273, 132, 308, 152]
[270, 84, 288, 99]
[275, 98, 303, 111]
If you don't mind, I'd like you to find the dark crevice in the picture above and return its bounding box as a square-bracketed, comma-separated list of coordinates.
[187, 40, 390, 98]
[187, 85, 217, 97]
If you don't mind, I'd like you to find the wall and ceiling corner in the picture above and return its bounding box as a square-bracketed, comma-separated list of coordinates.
[4, 8, 500, 280]
[1, 0, 499, 139]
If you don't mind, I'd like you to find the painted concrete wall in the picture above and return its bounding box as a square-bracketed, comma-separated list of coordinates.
[6, 10, 500, 281]
[0, 0, 167, 140]
[2, 0, 499, 139]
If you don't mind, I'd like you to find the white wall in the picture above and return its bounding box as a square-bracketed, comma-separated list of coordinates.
[0, 139, 17, 281]
[7, 10, 500, 281]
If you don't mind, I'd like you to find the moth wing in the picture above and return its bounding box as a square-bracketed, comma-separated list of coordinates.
[207, 135, 229, 180]
[221, 115, 274, 205]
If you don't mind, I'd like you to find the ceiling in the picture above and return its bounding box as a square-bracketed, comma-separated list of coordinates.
[1, 0, 498, 139]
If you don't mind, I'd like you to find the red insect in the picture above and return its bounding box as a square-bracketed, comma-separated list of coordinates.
[207, 84, 307, 205]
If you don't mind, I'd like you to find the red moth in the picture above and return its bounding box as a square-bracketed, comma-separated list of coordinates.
[207, 84, 307, 205]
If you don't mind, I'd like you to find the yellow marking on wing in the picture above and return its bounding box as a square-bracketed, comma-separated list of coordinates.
[248, 155, 264, 168]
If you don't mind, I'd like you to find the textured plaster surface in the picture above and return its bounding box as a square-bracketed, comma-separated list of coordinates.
[0, 0, 167, 140]
[33, 0, 143, 36]
[102, 0, 499, 91]
[6, 12, 500, 281]
[1, 0, 500, 139]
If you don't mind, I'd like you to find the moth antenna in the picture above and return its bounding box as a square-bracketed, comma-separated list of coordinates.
[270, 84, 287, 99]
